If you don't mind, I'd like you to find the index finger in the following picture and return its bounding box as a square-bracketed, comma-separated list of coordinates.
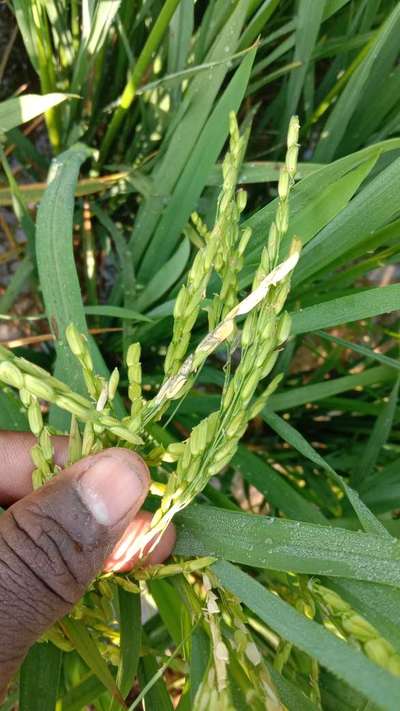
[0, 431, 67, 505]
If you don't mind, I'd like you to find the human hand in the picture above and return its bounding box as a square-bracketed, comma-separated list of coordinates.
[0, 432, 175, 695]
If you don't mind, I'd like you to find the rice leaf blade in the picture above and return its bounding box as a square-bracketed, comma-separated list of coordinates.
[0, 93, 72, 132]
[19, 642, 62, 711]
[314, 3, 400, 160]
[214, 561, 400, 709]
[61, 617, 125, 708]
[137, 48, 256, 280]
[175, 505, 400, 586]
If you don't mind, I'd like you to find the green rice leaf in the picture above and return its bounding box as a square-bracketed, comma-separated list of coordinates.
[351, 377, 400, 487]
[282, 0, 326, 129]
[19, 642, 62, 711]
[293, 156, 400, 285]
[189, 627, 211, 706]
[214, 561, 400, 710]
[84, 305, 153, 322]
[135, 236, 190, 312]
[234, 444, 327, 524]
[316, 331, 400, 371]
[314, 2, 400, 161]
[0, 93, 72, 133]
[243, 141, 399, 278]
[109, 589, 141, 710]
[136, 653, 174, 711]
[61, 674, 105, 711]
[149, 579, 184, 647]
[263, 410, 391, 539]
[0, 256, 34, 315]
[130, 0, 250, 269]
[291, 284, 400, 334]
[267, 366, 395, 411]
[35, 143, 125, 427]
[35, 144, 92, 405]
[137, 47, 256, 281]
[268, 664, 319, 711]
[361, 457, 400, 514]
[61, 617, 125, 708]
[175, 505, 400, 587]
[239, 0, 280, 49]
[0, 386, 28, 431]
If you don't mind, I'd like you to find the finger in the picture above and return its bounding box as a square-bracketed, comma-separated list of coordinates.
[0, 448, 149, 695]
[0, 431, 175, 572]
[104, 510, 176, 572]
[0, 431, 67, 505]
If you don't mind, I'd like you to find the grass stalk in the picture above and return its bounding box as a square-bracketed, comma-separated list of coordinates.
[98, 0, 182, 164]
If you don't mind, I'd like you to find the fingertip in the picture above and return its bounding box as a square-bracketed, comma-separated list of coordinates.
[0, 432, 67, 505]
[148, 521, 176, 565]
[104, 510, 176, 573]
[73, 448, 150, 527]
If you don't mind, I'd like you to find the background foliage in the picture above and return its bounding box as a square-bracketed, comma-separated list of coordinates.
[1, 0, 400, 709]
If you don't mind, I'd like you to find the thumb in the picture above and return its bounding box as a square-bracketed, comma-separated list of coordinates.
[0, 448, 149, 691]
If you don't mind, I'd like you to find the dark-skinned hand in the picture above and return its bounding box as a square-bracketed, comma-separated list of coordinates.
[0, 432, 175, 696]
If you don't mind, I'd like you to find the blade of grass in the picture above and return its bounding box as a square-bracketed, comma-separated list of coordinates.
[267, 365, 395, 411]
[19, 642, 62, 711]
[91, 204, 136, 317]
[293, 156, 400, 286]
[268, 664, 319, 711]
[84, 306, 152, 322]
[61, 617, 126, 708]
[0, 145, 36, 253]
[0, 255, 34, 314]
[35, 144, 126, 426]
[175, 363, 397, 418]
[351, 376, 400, 487]
[283, 153, 377, 255]
[71, 0, 122, 93]
[282, 0, 326, 131]
[189, 627, 210, 706]
[168, 0, 193, 108]
[61, 674, 105, 711]
[234, 444, 327, 524]
[361, 456, 400, 513]
[214, 561, 400, 710]
[99, 0, 182, 163]
[35, 144, 91, 424]
[0, 387, 28, 431]
[6, 126, 50, 175]
[137, 48, 256, 281]
[239, 0, 280, 50]
[314, 2, 400, 161]
[11, 0, 41, 72]
[138, 46, 253, 96]
[0, 93, 72, 132]
[340, 65, 400, 154]
[243, 145, 391, 279]
[135, 237, 190, 312]
[316, 331, 400, 371]
[109, 590, 141, 710]
[149, 578, 190, 648]
[129, 0, 249, 267]
[263, 410, 391, 538]
[136, 652, 175, 711]
[175, 505, 399, 586]
[291, 284, 400, 335]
